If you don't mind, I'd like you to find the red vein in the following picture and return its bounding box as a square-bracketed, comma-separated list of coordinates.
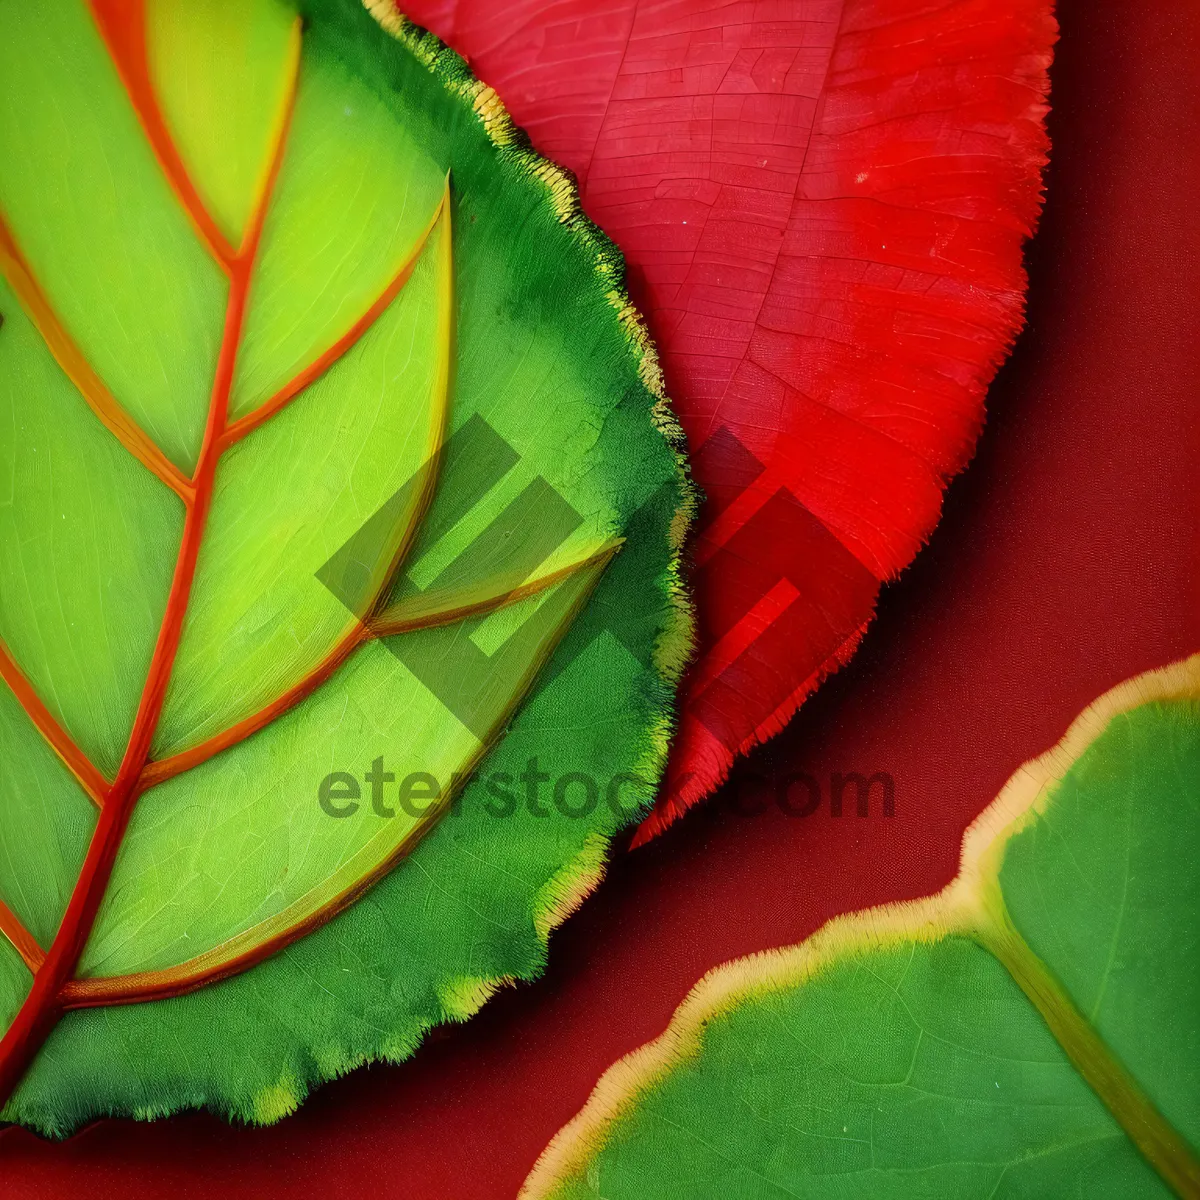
[0, 903, 44, 975]
[218, 180, 450, 451]
[0, 640, 108, 808]
[143, 194, 456, 788]
[0, 7, 466, 1107]
[62, 548, 615, 1009]
[139, 539, 617, 791]
[140, 621, 368, 792]
[0, 216, 195, 501]
[0, 29, 301, 1109]
[87, 0, 237, 269]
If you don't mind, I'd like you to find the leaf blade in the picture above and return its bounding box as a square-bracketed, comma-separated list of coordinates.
[0, 0, 228, 471]
[0, 0, 693, 1130]
[144, 0, 302, 250]
[524, 658, 1200, 1199]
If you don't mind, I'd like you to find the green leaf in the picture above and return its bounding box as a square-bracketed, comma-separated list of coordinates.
[524, 657, 1200, 1200]
[0, 0, 693, 1132]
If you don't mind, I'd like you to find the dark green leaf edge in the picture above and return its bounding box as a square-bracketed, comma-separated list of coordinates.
[361, 0, 701, 888]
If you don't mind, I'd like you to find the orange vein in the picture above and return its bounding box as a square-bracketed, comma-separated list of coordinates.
[139, 540, 617, 791]
[138, 621, 366, 792]
[62, 549, 615, 1010]
[0, 902, 44, 975]
[0, 639, 108, 808]
[0, 216, 194, 501]
[218, 177, 450, 451]
[143, 201, 456, 788]
[233, 16, 304, 265]
[0, 31, 302, 1111]
[371, 540, 622, 637]
[87, 0, 237, 269]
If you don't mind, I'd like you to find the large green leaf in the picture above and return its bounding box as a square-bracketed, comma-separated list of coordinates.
[524, 657, 1200, 1199]
[0, 0, 693, 1132]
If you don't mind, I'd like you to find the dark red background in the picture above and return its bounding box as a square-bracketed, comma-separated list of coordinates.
[1, 0, 1196, 1194]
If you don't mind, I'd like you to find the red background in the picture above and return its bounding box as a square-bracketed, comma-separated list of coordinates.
[1, 0, 1196, 1194]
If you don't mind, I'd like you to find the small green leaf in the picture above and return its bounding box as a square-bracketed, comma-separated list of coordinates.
[0, 0, 693, 1131]
[525, 658, 1200, 1199]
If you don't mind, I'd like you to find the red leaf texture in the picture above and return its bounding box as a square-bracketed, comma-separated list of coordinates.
[399, 0, 1056, 839]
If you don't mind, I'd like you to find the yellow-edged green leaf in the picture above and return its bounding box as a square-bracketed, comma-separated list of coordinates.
[526, 658, 1200, 1200]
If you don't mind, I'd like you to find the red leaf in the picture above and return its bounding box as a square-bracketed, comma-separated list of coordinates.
[401, 0, 1056, 838]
